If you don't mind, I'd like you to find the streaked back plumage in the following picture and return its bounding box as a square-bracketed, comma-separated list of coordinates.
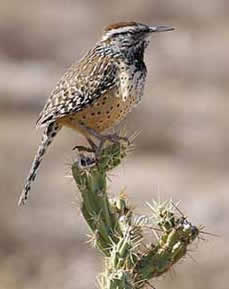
[18, 21, 174, 205]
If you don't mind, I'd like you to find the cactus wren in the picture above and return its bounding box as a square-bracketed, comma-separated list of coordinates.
[18, 21, 174, 205]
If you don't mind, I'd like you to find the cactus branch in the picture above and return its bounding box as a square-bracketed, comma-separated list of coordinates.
[71, 140, 201, 289]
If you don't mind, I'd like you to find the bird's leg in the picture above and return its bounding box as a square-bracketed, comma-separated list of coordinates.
[72, 120, 98, 153]
[86, 132, 130, 160]
[72, 136, 97, 152]
[79, 124, 129, 145]
[72, 145, 94, 153]
[101, 133, 130, 145]
[77, 123, 129, 158]
[86, 137, 98, 152]
[95, 138, 106, 159]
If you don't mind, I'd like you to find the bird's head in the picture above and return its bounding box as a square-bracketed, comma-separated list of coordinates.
[102, 21, 174, 51]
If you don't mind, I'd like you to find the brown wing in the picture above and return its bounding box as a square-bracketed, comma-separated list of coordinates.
[36, 53, 118, 128]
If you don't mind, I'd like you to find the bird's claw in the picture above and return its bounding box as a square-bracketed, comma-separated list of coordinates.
[73, 130, 129, 163]
[72, 145, 95, 153]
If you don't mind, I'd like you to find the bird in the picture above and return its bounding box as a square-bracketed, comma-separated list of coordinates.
[18, 21, 174, 206]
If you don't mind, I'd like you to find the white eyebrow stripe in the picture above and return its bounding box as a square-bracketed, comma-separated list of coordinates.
[102, 26, 136, 41]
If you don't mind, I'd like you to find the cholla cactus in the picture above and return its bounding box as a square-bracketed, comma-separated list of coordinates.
[72, 141, 200, 289]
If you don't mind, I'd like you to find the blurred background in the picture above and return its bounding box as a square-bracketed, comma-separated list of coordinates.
[1, 0, 229, 288]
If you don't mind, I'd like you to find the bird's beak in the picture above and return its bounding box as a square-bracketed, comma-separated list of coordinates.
[149, 25, 175, 33]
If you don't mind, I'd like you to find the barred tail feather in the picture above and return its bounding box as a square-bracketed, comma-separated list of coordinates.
[18, 122, 61, 206]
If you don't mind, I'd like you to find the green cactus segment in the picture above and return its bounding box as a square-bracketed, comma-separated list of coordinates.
[72, 142, 128, 256]
[72, 164, 117, 256]
[135, 201, 199, 286]
[97, 142, 127, 172]
[99, 268, 133, 289]
[99, 223, 140, 289]
[71, 141, 200, 289]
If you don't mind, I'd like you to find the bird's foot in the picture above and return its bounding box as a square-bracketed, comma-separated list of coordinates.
[72, 145, 94, 153]
[74, 124, 130, 160]
[101, 133, 130, 145]
[73, 136, 98, 153]
[91, 132, 129, 159]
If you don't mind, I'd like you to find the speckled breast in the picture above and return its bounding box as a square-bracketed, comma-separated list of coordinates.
[59, 90, 134, 133]
[59, 66, 146, 134]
